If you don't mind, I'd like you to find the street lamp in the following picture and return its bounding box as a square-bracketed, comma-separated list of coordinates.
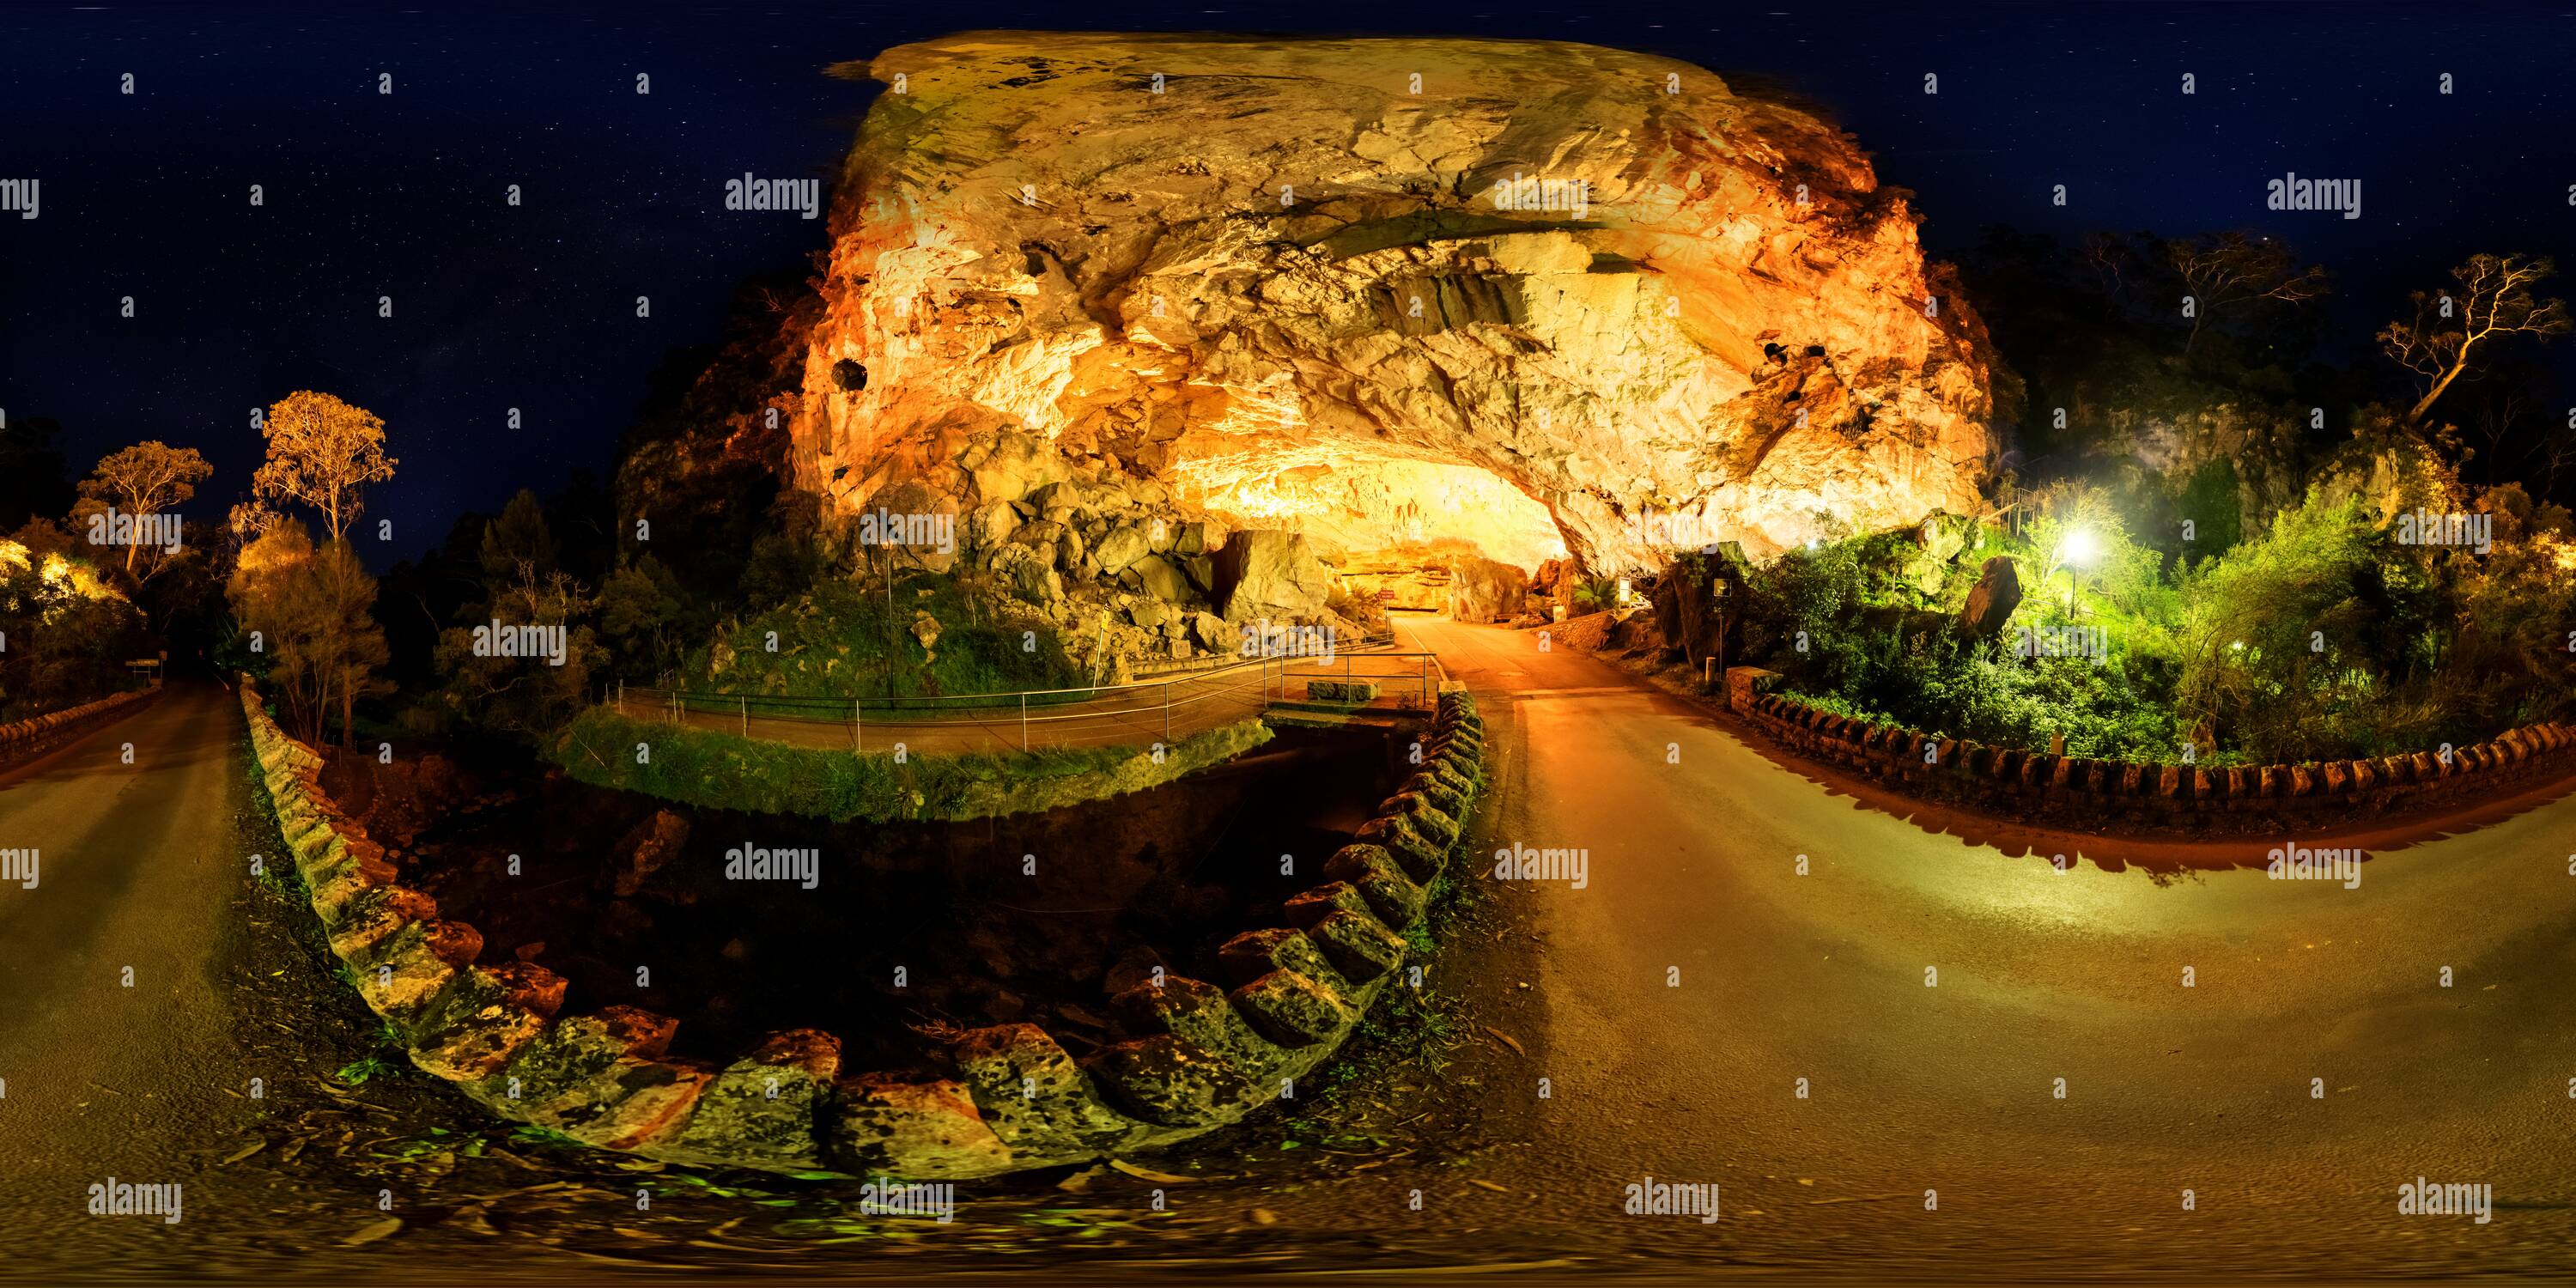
[2055, 529, 2099, 614]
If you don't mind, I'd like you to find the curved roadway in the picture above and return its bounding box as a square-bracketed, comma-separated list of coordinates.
[7, 651, 2576, 1278]
[1388, 612, 2576, 1276]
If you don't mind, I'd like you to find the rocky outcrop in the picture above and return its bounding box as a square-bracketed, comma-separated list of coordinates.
[788, 32, 2001, 578]
[1212, 531, 1333, 623]
[1445, 557, 1528, 623]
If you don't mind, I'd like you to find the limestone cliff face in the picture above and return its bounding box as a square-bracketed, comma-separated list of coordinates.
[793, 32, 2002, 573]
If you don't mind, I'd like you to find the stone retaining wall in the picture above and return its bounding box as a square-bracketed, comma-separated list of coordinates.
[1724, 667, 2576, 832]
[238, 674, 1485, 1178]
[0, 685, 157, 762]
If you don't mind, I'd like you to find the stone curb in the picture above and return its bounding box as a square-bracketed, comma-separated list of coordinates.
[1721, 668, 2576, 834]
[0, 685, 158, 756]
[238, 675, 1484, 1179]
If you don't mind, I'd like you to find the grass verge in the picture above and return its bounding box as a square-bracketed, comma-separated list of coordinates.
[545, 707, 1274, 822]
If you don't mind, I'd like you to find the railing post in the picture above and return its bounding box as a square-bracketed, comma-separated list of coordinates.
[1020, 693, 1030, 751]
[855, 697, 863, 754]
[1163, 679, 1172, 741]
[741, 694, 748, 737]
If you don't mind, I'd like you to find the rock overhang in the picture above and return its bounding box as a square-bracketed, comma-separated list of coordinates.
[797, 31, 2003, 575]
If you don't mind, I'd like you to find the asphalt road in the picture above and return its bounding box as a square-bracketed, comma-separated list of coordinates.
[0, 685, 287, 1260]
[1382, 613, 2576, 1277]
[9, 653, 2576, 1281]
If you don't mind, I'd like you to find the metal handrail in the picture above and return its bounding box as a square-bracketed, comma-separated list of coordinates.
[605, 647, 1445, 755]
[631, 650, 1437, 717]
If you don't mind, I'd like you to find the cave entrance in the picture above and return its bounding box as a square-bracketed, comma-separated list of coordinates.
[1170, 438, 1566, 612]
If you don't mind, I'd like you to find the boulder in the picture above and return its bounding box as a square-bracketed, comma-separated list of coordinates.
[1958, 556, 2021, 640]
[1007, 551, 1063, 605]
[1212, 530, 1333, 623]
[1131, 553, 1191, 604]
[966, 430, 1070, 507]
[1189, 611, 1231, 653]
[1093, 524, 1151, 575]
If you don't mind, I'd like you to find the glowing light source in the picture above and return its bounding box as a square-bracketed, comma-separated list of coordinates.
[2058, 530, 2099, 568]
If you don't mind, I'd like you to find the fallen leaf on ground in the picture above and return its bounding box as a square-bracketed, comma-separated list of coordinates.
[1480, 1025, 1527, 1056]
[341, 1217, 404, 1247]
[1468, 1180, 1511, 1193]
[219, 1139, 268, 1165]
[1107, 1159, 1194, 1184]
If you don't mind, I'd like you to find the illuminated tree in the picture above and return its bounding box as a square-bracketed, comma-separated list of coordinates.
[226, 520, 388, 745]
[2379, 253, 2571, 427]
[75, 440, 212, 574]
[2165, 231, 2327, 357]
[252, 391, 398, 543]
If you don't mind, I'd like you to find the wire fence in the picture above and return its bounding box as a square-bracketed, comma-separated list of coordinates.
[605, 647, 1444, 756]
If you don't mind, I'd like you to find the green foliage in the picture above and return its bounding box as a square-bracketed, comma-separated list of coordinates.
[2176, 458, 2245, 556]
[597, 552, 692, 681]
[2182, 482, 2576, 761]
[1742, 494, 2186, 762]
[431, 489, 605, 743]
[688, 574, 1080, 701]
[0, 537, 147, 722]
[548, 707, 1272, 823]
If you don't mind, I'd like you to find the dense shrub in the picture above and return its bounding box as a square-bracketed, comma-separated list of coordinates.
[686, 573, 1083, 701]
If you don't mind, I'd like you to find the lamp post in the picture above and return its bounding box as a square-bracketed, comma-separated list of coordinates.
[2055, 529, 2099, 616]
[1710, 576, 1729, 695]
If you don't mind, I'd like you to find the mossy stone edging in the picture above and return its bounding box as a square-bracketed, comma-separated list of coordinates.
[1723, 665, 2576, 833]
[237, 673, 1486, 1180]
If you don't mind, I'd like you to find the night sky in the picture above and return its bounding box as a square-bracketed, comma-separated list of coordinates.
[6, 2, 2572, 562]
